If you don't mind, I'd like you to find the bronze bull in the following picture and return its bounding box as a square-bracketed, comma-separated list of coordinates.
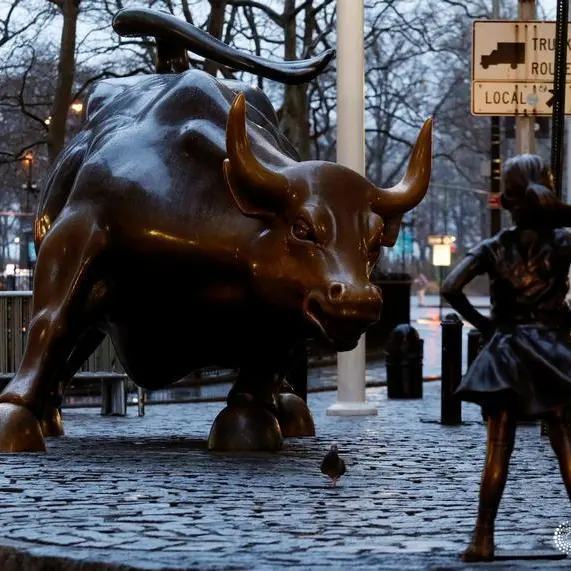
[0, 9, 432, 452]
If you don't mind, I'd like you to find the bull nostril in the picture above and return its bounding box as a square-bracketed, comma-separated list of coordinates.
[328, 283, 345, 301]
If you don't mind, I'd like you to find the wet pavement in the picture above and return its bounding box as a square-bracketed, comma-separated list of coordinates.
[0, 383, 569, 570]
[1, 295, 570, 570]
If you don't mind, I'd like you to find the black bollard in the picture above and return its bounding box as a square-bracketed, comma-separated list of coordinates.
[467, 329, 484, 369]
[101, 377, 127, 416]
[137, 386, 146, 417]
[441, 313, 463, 425]
[386, 324, 424, 399]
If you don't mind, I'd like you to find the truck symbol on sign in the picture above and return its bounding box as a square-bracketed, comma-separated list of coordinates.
[481, 42, 525, 69]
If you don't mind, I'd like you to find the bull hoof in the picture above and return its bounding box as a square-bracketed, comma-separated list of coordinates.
[0, 403, 46, 452]
[276, 393, 315, 437]
[208, 404, 283, 451]
[41, 407, 64, 438]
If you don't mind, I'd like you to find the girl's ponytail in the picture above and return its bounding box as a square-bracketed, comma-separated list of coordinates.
[522, 183, 571, 228]
[501, 154, 571, 228]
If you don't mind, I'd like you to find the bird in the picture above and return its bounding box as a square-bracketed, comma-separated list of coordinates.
[320, 443, 346, 487]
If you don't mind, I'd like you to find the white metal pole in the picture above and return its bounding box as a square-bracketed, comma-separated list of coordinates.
[327, 0, 377, 417]
[515, 0, 536, 155]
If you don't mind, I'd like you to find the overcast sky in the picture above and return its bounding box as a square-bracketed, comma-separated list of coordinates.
[532, 1, 558, 19]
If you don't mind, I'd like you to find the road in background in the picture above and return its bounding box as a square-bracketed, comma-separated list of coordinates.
[411, 295, 490, 377]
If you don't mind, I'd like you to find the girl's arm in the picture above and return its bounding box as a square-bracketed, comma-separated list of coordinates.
[441, 254, 494, 339]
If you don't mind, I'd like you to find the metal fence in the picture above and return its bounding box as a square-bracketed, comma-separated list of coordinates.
[0, 291, 122, 374]
[0, 292, 346, 407]
[0, 292, 233, 407]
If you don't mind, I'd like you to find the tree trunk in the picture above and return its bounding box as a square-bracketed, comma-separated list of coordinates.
[203, 1, 227, 77]
[279, 0, 311, 160]
[48, 0, 79, 164]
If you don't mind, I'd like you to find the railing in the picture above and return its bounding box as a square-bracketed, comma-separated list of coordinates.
[0, 291, 123, 375]
[0, 291, 33, 374]
[0, 292, 269, 410]
[0, 293, 376, 409]
[0, 291, 134, 414]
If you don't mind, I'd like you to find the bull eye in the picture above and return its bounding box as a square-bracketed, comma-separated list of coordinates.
[291, 219, 318, 243]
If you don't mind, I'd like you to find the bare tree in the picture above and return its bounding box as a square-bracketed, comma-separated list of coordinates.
[47, 0, 81, 163]
[0, 0, 521, 281]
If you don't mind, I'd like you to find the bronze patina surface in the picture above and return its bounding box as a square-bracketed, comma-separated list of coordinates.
[0, 9, 432, 453]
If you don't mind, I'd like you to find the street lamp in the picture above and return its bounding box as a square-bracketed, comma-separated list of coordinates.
[20, 152, 36, 290]
[327, 0, 377, 417]
[23, 152, 32, 175]
[431, 236, 455, 320]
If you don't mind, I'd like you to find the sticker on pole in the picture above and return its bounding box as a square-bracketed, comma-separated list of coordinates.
[488, 194, 501, 209]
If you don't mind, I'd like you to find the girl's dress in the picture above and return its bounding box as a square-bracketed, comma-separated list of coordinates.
[456, 226, 571, 417]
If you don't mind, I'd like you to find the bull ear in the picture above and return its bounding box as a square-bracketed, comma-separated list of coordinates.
[223, 159, 276, 221]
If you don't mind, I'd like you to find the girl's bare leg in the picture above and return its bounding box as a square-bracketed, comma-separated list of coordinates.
[463, 408, 516, 562]
[544, 407, 571, 500]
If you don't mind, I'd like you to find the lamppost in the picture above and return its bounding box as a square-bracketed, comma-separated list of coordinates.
[21, 152, 37, 290]
[327, 0, 377, 417]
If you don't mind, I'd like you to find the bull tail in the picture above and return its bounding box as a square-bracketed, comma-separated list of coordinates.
[112, 8, 335, 85]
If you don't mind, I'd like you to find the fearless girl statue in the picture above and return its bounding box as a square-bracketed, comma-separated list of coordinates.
[441, 154, 571, 561]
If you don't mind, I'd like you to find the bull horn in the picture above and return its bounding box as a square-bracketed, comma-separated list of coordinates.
[370, 117, 433, 219]
[226, 92, 289, 201]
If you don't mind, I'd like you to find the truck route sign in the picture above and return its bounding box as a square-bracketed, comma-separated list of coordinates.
[471, 20, 571, 115]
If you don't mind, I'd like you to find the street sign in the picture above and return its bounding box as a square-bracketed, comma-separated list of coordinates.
[472, 21, 571, 82]
[427, 235, 456, 246]
[487, 193, 501, 209]
[432, 244, 452, 267]
[472, 82, 571, 116]
[471, 21, 571, 117]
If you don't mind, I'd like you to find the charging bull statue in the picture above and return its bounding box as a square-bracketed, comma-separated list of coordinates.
[0, 9, 432, 453]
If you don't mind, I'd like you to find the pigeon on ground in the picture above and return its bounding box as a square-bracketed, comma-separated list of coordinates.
[320, 443, 346, 487]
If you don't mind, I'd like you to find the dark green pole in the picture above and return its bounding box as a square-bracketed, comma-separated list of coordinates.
[551, 0, 569, 200]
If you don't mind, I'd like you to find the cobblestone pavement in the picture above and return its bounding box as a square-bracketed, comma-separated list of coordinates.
[0, 381, 570, 570]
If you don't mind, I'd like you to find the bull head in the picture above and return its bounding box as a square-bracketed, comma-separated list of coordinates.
[223, 92, 432, 246]
[222, 93, 431, 350]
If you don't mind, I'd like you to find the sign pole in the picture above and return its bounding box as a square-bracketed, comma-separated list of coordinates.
[431, 238, 453, 318]
[327, 0, 377, 417]
[439, 266, 444, 321]
[490, 120, 501, 235]
[490, 0, 502, 238]
[515, 0, 537, 155]
[551, 0, 569, 199]
[567, 116, 571, 203]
